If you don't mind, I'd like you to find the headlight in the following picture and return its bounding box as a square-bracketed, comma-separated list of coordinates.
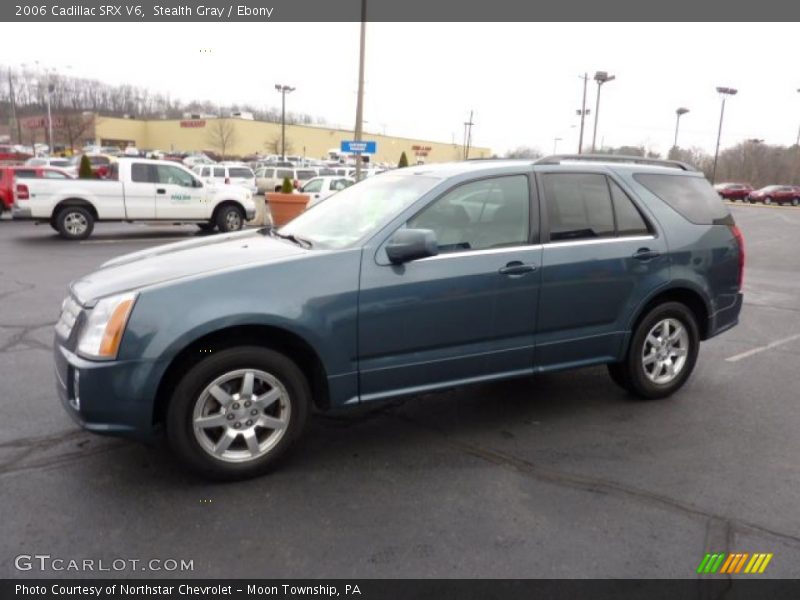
[77, 292, 137, 360]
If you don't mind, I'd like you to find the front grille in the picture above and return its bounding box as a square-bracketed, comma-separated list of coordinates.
[55, 295, 82, 340]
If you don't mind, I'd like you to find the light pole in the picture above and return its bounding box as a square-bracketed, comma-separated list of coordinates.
[795, 88, 800, 147]
[673, 107, 689, 149]
[353, 0, 367, 181]
[577, 73, 589, 153]
[274, 84, 295, 160]
[591, 71, 615, 153]
[712, 86, 738, 185]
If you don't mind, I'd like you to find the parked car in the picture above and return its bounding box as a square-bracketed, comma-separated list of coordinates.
[0, 166, 74, 214]
[12, 157, 256, 239]
[255, 167, 317, 193]
[53, 155, 743, 479]
[302, 176, 355, 208]
[0, 144, 33, 164]
[193, 164, 257, 194]
[714, 182, 753, 201]
[747, 185, 800, 206]
[24, 157, 73, 169]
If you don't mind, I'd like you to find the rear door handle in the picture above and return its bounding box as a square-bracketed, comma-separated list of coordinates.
[632, 248, 661, 261]
[156, 188, 166, 195]
[499, 261, 536, 276]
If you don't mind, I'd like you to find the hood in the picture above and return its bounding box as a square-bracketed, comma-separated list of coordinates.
[71, 229, 306, 304]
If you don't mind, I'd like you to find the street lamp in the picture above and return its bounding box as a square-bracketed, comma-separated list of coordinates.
[591, 70, 615, 153]
[712, 86, 738, 184]
[673, 107, 689, 149]
[274, 83, 295, 160]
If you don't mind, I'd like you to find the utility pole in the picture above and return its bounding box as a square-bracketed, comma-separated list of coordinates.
[353, 0, 367, 182]
[712, 87, 737, 185]
[577, 73, 588, 154]
[591, 71, 615, 153]
[463, 110, 474, 160]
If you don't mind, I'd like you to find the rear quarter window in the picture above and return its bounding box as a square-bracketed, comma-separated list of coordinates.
[633, 173, 730, 225]
[228, 168, 253, 178]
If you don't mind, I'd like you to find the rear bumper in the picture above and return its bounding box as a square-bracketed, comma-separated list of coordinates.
[11, 204, 32, 219]
[706, 292, 743, 339]
[54, 339, 160, 441]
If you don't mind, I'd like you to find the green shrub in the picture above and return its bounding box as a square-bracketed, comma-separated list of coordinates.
[281, 177, 294, 194]
[78, 155, 94, 179]
[398, 151, 409, 168]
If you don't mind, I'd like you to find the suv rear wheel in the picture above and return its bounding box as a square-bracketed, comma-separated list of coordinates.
[608, 302, 699, 400]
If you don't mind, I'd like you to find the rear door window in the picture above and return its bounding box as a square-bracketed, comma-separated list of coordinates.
[228, 168, 253, 178]
[131, 163, 152, 183]
[213, 167, 226, 178]
[542, 173, 615, 241]
[634, 173, 730, 224]
[609, 179, 650, 236]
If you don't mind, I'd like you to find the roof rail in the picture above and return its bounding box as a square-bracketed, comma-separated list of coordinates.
[535, 154, 697, 172]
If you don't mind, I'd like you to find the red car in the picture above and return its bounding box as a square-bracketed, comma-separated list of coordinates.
[714, 182, 753, 201]
[0, 144, 33, 164]
[0, 166, 74, 213]
[747, 185, 800, 206]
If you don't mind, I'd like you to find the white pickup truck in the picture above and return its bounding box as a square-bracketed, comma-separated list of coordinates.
[12, 158, 257, 240]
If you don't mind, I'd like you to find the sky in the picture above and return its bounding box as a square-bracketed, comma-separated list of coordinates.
[1, 22, 798, 157]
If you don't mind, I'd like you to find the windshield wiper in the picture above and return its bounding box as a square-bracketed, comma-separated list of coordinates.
[270, 229, 313, 249]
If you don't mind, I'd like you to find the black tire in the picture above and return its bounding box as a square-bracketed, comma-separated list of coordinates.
[166, 346, 310, 480]
[196, 223, 216, 232]
[55, 206, 94, 240]
[216, 204, 244, 232]
[614, 302, 699, 400]
[49, 218, 58, 231]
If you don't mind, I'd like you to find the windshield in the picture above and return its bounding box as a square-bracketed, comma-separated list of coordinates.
[279, 173, 440, 249]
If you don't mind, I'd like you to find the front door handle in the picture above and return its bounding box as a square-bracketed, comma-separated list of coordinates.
[499, 261, 536, 276]
[632, 248, 661, 261]
[156, 188, 166, 195]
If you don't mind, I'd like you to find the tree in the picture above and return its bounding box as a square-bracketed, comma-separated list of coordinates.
[505, 146, 542, 159]
[206, 118, 237, 160]
[281, 177, 294, 194]
[58, 112, 94, 153]
[398, 151, 409, 168]
[78, 154, 93, 179]
[266, 134, 293, 156]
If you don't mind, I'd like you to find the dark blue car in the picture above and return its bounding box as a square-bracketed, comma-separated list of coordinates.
[54, 155, 744, 479]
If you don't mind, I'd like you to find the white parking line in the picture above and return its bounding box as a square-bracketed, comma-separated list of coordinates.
[725, 333, 800, 363]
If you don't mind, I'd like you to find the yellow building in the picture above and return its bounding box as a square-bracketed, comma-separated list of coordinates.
[93, 115, 491, 164]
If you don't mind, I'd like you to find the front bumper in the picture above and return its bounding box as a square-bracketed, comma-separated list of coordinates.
[245, 207, 256, 220]
[54, 339, 161, 441]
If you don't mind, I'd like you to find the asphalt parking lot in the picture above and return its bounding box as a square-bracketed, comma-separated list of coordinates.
[1, 205, 799, 579]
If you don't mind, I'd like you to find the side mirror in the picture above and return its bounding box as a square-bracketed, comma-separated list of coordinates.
[385, 228, 438, 264]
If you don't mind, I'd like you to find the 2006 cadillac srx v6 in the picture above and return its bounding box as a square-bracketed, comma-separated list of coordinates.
[54, 155, 744, 479]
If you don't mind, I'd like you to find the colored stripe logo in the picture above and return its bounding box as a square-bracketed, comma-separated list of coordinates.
[696, 553, 773, 574]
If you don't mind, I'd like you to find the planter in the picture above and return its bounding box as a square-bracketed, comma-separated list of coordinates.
[267, 193, 309, 227]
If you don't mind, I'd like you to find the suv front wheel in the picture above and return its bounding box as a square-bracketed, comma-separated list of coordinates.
[608, 302, 699, 399]
[167, 346, 310, 480]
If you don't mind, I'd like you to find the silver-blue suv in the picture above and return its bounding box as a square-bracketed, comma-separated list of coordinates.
[54, 155, 744, 479]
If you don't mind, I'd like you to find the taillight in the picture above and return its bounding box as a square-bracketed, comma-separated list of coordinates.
[15, 183, 29, 201]
[730, 224, 745, 290]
